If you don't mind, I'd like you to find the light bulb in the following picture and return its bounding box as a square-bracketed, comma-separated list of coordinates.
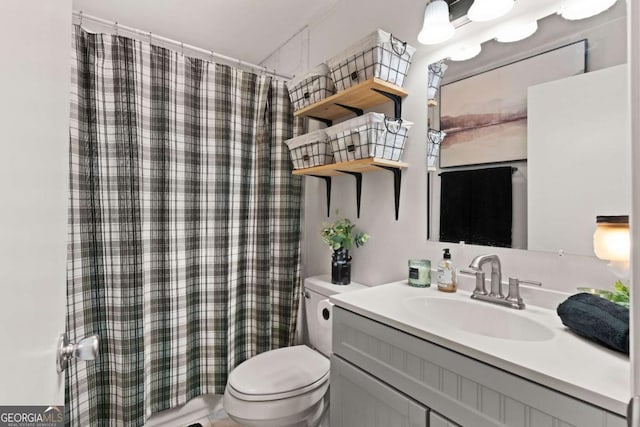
[560, 0, 618, 20]
[418, 1, 455, 45]
[448, 45, 482, 61]
[468, 0, 514, 22]
[495, 21, 539, 43]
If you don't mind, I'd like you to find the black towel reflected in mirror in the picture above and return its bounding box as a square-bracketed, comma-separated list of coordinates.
[439, 166, 513, 247]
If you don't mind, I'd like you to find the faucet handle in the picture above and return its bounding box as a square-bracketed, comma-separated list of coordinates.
[505, 277, 525, 309]
[519, 279, 542, 287]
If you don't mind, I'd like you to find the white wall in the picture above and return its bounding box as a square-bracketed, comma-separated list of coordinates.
[262, 0, 628, 294]
[0, 0, 71, 405]
[528, 65, 630, 256]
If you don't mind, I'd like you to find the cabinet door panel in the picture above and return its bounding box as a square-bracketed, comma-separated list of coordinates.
[430, 412, 461, 427]
[330, 355, 428, 427]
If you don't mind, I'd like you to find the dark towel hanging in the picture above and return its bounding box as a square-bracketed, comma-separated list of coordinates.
[440, 166, 513, 247]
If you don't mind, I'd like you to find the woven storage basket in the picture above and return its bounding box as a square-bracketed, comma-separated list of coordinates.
[287, 64, 335, 111]
[285, 129, 333, 169]
[327, 29, 416, 92]
[325, 113, 413, 163]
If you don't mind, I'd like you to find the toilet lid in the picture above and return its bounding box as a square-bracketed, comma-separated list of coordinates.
[227, 345, 329, 397]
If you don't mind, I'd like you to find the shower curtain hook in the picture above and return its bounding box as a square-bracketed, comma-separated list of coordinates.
[79, 11, 83, 27]
[181, 42, 184, 55]
[149, 32, 153, 45]
[114, 21, 119, 37]
[210, 49, 215, 62]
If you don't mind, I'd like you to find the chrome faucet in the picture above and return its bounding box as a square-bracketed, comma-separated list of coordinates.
[462, 254, 541, 310]
[468, 254, 502, 298]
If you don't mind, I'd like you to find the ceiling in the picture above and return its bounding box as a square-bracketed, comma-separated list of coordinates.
[72, 0, 340, 65]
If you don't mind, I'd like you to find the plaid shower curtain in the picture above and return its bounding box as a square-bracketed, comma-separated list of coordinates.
[66, 25, 303, 426]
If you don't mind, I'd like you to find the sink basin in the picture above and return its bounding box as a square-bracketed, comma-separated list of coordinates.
[402, 296, 555, 342]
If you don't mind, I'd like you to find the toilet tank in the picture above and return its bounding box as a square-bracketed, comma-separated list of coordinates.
[303, 275, 367, 357]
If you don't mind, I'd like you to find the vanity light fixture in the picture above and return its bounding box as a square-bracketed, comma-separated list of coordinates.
[593, 215, 630, 270]
[559, 0, 617, 20]
[467, 0, 514, 22]
[447, 44, 482, 61]
[495, 21, 539, 43]
[418, 0, 455, 45]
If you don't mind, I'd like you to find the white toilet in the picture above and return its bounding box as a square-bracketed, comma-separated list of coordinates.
[223, 275, 366, 427]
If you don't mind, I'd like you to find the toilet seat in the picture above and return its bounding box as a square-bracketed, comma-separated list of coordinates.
[223, 345, 330, 427]
[226, 370, 329, 401]
[223, 384, 329, 427]
[226, 345, 329, 401]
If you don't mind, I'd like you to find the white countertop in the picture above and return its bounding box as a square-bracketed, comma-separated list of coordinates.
[330, 281, 630, 416]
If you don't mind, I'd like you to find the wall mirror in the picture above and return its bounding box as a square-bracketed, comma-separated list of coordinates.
[425, 0, 629, 258]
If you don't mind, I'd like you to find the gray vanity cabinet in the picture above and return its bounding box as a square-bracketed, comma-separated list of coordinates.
[430, 412, 462, 427]
[331, 307, 626, 427]
[331, 356, 428, 427]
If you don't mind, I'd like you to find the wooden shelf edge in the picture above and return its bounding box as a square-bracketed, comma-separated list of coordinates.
[293, 78, 408, 120]
[292, 158, 409, 176]
[370, 158, 410, 169]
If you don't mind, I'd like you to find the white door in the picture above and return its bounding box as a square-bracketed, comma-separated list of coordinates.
[0, 0, 72, 414]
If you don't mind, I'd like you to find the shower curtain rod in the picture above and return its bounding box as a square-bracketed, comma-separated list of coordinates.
[72, 11, 293, 80]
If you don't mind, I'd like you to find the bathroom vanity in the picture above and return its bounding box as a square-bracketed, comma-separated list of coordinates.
[329, 282, 629, 427]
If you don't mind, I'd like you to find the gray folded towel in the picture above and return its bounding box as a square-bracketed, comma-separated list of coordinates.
[557, 293, 629, 354]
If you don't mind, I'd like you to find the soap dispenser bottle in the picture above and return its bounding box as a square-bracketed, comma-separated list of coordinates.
[437, 248, 457, 293]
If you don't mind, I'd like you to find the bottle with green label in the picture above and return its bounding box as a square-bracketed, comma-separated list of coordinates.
[437, 248, 457, 293]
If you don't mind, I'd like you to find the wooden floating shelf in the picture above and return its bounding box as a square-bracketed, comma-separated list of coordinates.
[294, 78, 408, 121]
[292, 158, 409, 177]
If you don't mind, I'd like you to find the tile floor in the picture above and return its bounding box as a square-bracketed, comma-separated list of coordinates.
[212, 420, 241, 427]
[207, 408, 241, 427]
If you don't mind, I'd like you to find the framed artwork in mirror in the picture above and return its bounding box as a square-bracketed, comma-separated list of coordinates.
[439, 40, 586, 168]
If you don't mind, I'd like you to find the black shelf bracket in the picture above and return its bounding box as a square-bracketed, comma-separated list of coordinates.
[307, 116, 333, 127]
[310, 175, 332, 217]
[373, 165, 402, 221]
[336, 171, 363, 218]
[371, 88, 403, 120]
[334, 103, 364, 117]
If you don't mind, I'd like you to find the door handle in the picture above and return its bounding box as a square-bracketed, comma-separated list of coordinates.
[628, 396, 640, 427]
[56, 333, 99, 373]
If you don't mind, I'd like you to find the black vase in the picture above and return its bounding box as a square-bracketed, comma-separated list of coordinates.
[331, 248, 352, 285]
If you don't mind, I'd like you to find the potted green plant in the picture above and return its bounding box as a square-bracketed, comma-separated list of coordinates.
[320, 216, 370, 285]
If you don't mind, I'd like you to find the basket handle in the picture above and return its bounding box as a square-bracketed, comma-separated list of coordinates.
[384, 116, 404, 135]
[347, 131, 360, 152]
[389, 33, 408, 56]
